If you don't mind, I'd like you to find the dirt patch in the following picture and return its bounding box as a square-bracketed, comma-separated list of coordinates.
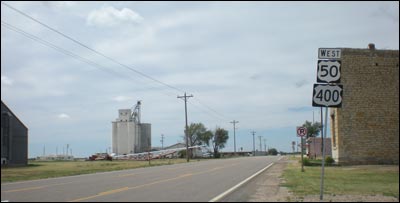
[246, 157, 293, 202]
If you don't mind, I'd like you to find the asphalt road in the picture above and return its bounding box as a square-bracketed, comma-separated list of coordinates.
[1, 156, 281, 202]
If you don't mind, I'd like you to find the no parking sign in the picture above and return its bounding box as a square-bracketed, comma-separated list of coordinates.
[296, 126, 307, 137]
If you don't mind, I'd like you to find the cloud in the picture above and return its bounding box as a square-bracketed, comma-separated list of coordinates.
[295, 79, 308, 88]
[87, 6, 143, 27]
[112, 95, 132, 102]
[57, 113, 70, 119]
[42, 1, 76, 9]
[1, 76, 14, 86]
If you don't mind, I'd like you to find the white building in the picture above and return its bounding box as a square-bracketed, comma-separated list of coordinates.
[112, 103, 151, 155]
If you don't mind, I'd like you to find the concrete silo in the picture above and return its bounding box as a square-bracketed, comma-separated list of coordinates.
[112, 101, 151, 155]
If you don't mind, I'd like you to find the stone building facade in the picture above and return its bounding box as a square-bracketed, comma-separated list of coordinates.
[330, 44, 399, 165]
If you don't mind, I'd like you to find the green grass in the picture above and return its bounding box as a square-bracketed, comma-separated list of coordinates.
[1, 159, 192, 183]
[282, 158, 399, 198]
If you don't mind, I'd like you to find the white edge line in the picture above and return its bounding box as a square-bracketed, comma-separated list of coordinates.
[208, 162, 275, 202]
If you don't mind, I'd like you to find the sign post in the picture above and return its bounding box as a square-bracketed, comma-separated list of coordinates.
[297, 126, 307, 172]
[313, 48, 343, 201]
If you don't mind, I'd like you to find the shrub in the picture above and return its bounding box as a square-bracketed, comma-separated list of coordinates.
[325, 156, 335, 165]
[302, 158, 312, 166]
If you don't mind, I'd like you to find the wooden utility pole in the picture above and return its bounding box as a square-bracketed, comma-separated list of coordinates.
[178, 92, 193, 162]
[161, 134, 164, 150]
[251, 131, 256, 156]
[230, 120, 239, 153]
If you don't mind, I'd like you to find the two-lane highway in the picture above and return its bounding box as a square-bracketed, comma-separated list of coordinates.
[1, 156, 281, 202]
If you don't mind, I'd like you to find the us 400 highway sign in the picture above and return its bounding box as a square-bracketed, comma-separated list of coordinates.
[312, 84, 343, 107]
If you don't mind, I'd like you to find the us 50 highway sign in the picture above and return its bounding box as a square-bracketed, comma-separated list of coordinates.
[317, 60, 341, 83]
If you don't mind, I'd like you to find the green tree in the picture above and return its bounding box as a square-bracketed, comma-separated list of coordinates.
[302, 120, 322, 139]
[184, 123, 213, 158]
[268, 148, 278, 155]
[302, 120, 322, 159]
[211, 127, 229, 158]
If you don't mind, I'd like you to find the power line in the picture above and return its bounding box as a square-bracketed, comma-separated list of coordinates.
[2, 21, 226, 125]
[1, 21, 180, 102]
[2, 3, 231, 124]
[1, 2, 184, 94]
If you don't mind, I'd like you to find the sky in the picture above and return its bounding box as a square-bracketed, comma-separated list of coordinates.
[1, 1, 399, 158]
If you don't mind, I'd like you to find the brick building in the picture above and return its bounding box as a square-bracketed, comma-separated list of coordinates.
[306, 137, 331, 159]
[330, 44, 399, 165]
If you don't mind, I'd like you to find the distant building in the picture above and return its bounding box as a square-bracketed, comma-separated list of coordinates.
[306, 137, 332, 159]
[330, 44, 399, 165]
[164, 143, 205, 158]
[1, 101, 28, 166]
[165, 143, 186, 150]
[112, 101, 151, 155]
[36, 154, 74, 161]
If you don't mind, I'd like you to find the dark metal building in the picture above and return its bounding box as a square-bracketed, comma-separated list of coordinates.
[1, 101, 28, 166]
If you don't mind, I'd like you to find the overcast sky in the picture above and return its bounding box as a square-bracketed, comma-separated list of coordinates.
[1, 1, 399, 158]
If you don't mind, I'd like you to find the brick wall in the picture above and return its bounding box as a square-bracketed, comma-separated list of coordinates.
[330, 46, 399, 165]
[306, 137, 332, 159]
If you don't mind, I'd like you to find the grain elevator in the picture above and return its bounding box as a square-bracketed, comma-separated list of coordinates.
[112, 101, 151, 155]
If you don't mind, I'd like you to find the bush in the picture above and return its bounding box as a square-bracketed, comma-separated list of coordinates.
[178, 150, 186, 158]
[325, 156, 335, 165]
[302, 158, 312, 166]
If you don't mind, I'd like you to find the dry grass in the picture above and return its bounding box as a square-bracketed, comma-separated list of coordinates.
[282, 158, 399, 199]
[1, 159, 191, 183]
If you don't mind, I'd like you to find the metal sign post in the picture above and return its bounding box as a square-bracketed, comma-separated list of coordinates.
[320, 106, 328, 200]
[313, 48, 343, 201]
[297, 127, 307, 172]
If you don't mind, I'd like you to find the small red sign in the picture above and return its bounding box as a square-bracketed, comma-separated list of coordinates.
[297, 127, 307, 137]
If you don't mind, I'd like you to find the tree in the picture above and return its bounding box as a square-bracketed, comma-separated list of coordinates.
[184, 123, 213, 158]
[268, 148, 278, 155]
[211, 127, 229, 158]
[302, 120, 322, 159]
[302, 120, 322, 139]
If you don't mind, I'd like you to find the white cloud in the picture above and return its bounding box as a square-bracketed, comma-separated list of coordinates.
[87, 6, 143, 27]
[1, 76, 13, 86]
[57, 113, 70, 119]
[42, 1, 76, 9]
[112, 95, 132, 102]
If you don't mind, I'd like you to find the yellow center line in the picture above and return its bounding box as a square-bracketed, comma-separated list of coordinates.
[117, 173, 137, 178]
[3, 186, 45, 193]
[99, 187, 130, 196]
[2, 181, 76, 193]
[69, 187, 130, 202]
[69, 164, 235, 202]
[69, 173, 193, 202]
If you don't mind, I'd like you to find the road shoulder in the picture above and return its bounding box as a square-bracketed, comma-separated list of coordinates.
[220, 156, 292, 202]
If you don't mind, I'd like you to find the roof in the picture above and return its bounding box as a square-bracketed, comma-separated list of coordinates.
[1, 100, 28, 129]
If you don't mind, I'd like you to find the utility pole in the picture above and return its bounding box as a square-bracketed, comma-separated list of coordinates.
[178, 92, 193, 162]
[258, 136, 262, 153]
[161, 134, 164, 150]
[230, 120, 239, 153]
[251, 131, 256, 156]
[263, 138, 267, 153]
